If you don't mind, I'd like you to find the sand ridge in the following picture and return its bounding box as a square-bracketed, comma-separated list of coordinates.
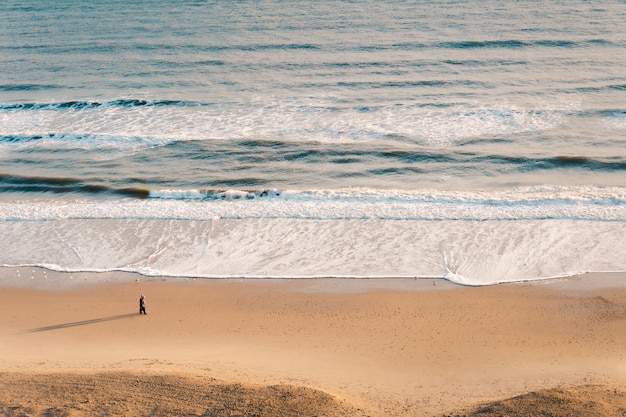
[0, 372, 366, 417]
[444, 383, 626, 417]
[1, 373, 626, 417]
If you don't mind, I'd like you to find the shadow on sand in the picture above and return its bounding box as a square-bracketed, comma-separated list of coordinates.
[26, 313, 139, 333]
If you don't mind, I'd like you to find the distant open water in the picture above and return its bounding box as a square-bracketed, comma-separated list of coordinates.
[1, 0, 625, 286]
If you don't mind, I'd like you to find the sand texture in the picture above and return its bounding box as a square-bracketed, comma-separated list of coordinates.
[1, 374, 626, 417]
[1, 270, 625, 416]
[446, 384, 626, 417]
[0, 372, 364, 417]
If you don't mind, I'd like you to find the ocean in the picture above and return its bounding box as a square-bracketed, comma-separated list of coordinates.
[1, 0, 625, 287]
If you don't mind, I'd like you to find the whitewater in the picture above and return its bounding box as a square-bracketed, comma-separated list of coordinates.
[1, 0, 625, 286]
[1, 186, 625, 286]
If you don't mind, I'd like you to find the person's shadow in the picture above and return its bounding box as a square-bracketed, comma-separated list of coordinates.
[25, 313, 139, 333]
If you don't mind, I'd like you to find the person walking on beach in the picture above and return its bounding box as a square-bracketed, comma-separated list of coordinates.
[139, 294, 147, 315]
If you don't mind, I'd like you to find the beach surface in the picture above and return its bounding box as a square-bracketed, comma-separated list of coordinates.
[1, 270, 626, 416]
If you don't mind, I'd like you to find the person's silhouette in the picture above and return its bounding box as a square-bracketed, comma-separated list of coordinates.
[139, 294, 147, 315]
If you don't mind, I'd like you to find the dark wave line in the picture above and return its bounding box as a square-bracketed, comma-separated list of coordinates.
[550, 155, 626, 170]
[0, 99, 202, 111]
[2, 38, 615, 57]
[0, 83, 62, 92]
[451, 38, 615, 49]
[361, 151, 626, 172]
[0, 173, 284, 200]
[0, 134, 46, 143]
[0, 132, 164, 147]
[1, 42, 321, 55]
[486, 155, 626, 172]
[0, 173, 81, 186]
[391, 38, 615, 50]
[0, 184, 151, 199]
[1, 165, 625, 202]
[143, 58, 527, 72]
[3, 129, 626, 173]
[332, 80, 492, 89]
[443, 59, 527, 67]
[0, 173, 150, 199]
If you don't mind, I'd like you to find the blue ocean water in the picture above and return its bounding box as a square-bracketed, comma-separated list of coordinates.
[1, 0, 625, 286]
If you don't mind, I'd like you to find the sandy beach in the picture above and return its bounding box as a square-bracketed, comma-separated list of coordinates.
[1, 270, 626, 416]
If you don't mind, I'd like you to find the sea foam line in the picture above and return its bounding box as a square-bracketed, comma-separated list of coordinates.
[0, 98, 578, 145]
[0, 262, 604, 288]
[1, 186, 626, 222]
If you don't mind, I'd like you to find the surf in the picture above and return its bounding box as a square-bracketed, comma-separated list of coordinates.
[0, 216, 624, 287]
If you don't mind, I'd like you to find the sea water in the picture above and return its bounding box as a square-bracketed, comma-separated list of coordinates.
[1, 0, 625, 286]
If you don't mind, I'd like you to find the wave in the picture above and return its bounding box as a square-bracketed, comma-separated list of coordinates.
[149, 186, 626, 209]
[3, 134, 626, 173]
[2, 99, 622, 117]
[334, 80, 493, 89]
[0, 99, 580, 146]
[4, 38, 613, 57]
[0, 84, 62, 92]
[0, 174, 151, 198]
[150, 188, 281, 200]
[0, 173, 282, 200]
[388, 38, 616, 51]
[0, 133, 169, 151]
[0, 99, 202, 111]
[2, 138, 626, 199]
[3, 42, 322, 54]
[491, 154, 626, 171]
[0, 186, 625, 222]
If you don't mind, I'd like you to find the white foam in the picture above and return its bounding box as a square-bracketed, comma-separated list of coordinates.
[1, 186, 624, 286]
[0, 217, 624, 286]
[1, 186, 625, 222]
[150, 189, 208, 200]
[0, 98, 574, 147]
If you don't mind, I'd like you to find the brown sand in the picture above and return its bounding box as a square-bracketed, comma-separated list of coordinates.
[1, 270, 625, 416]
[0, 372, 363, 417]
[448, 384, 626, 417]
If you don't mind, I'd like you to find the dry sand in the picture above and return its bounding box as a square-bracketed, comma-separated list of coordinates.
[1, 270, 625, 416]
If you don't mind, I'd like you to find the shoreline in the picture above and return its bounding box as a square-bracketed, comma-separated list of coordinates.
[1, 265, 625, 292]
[1, 271, 625, 416]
